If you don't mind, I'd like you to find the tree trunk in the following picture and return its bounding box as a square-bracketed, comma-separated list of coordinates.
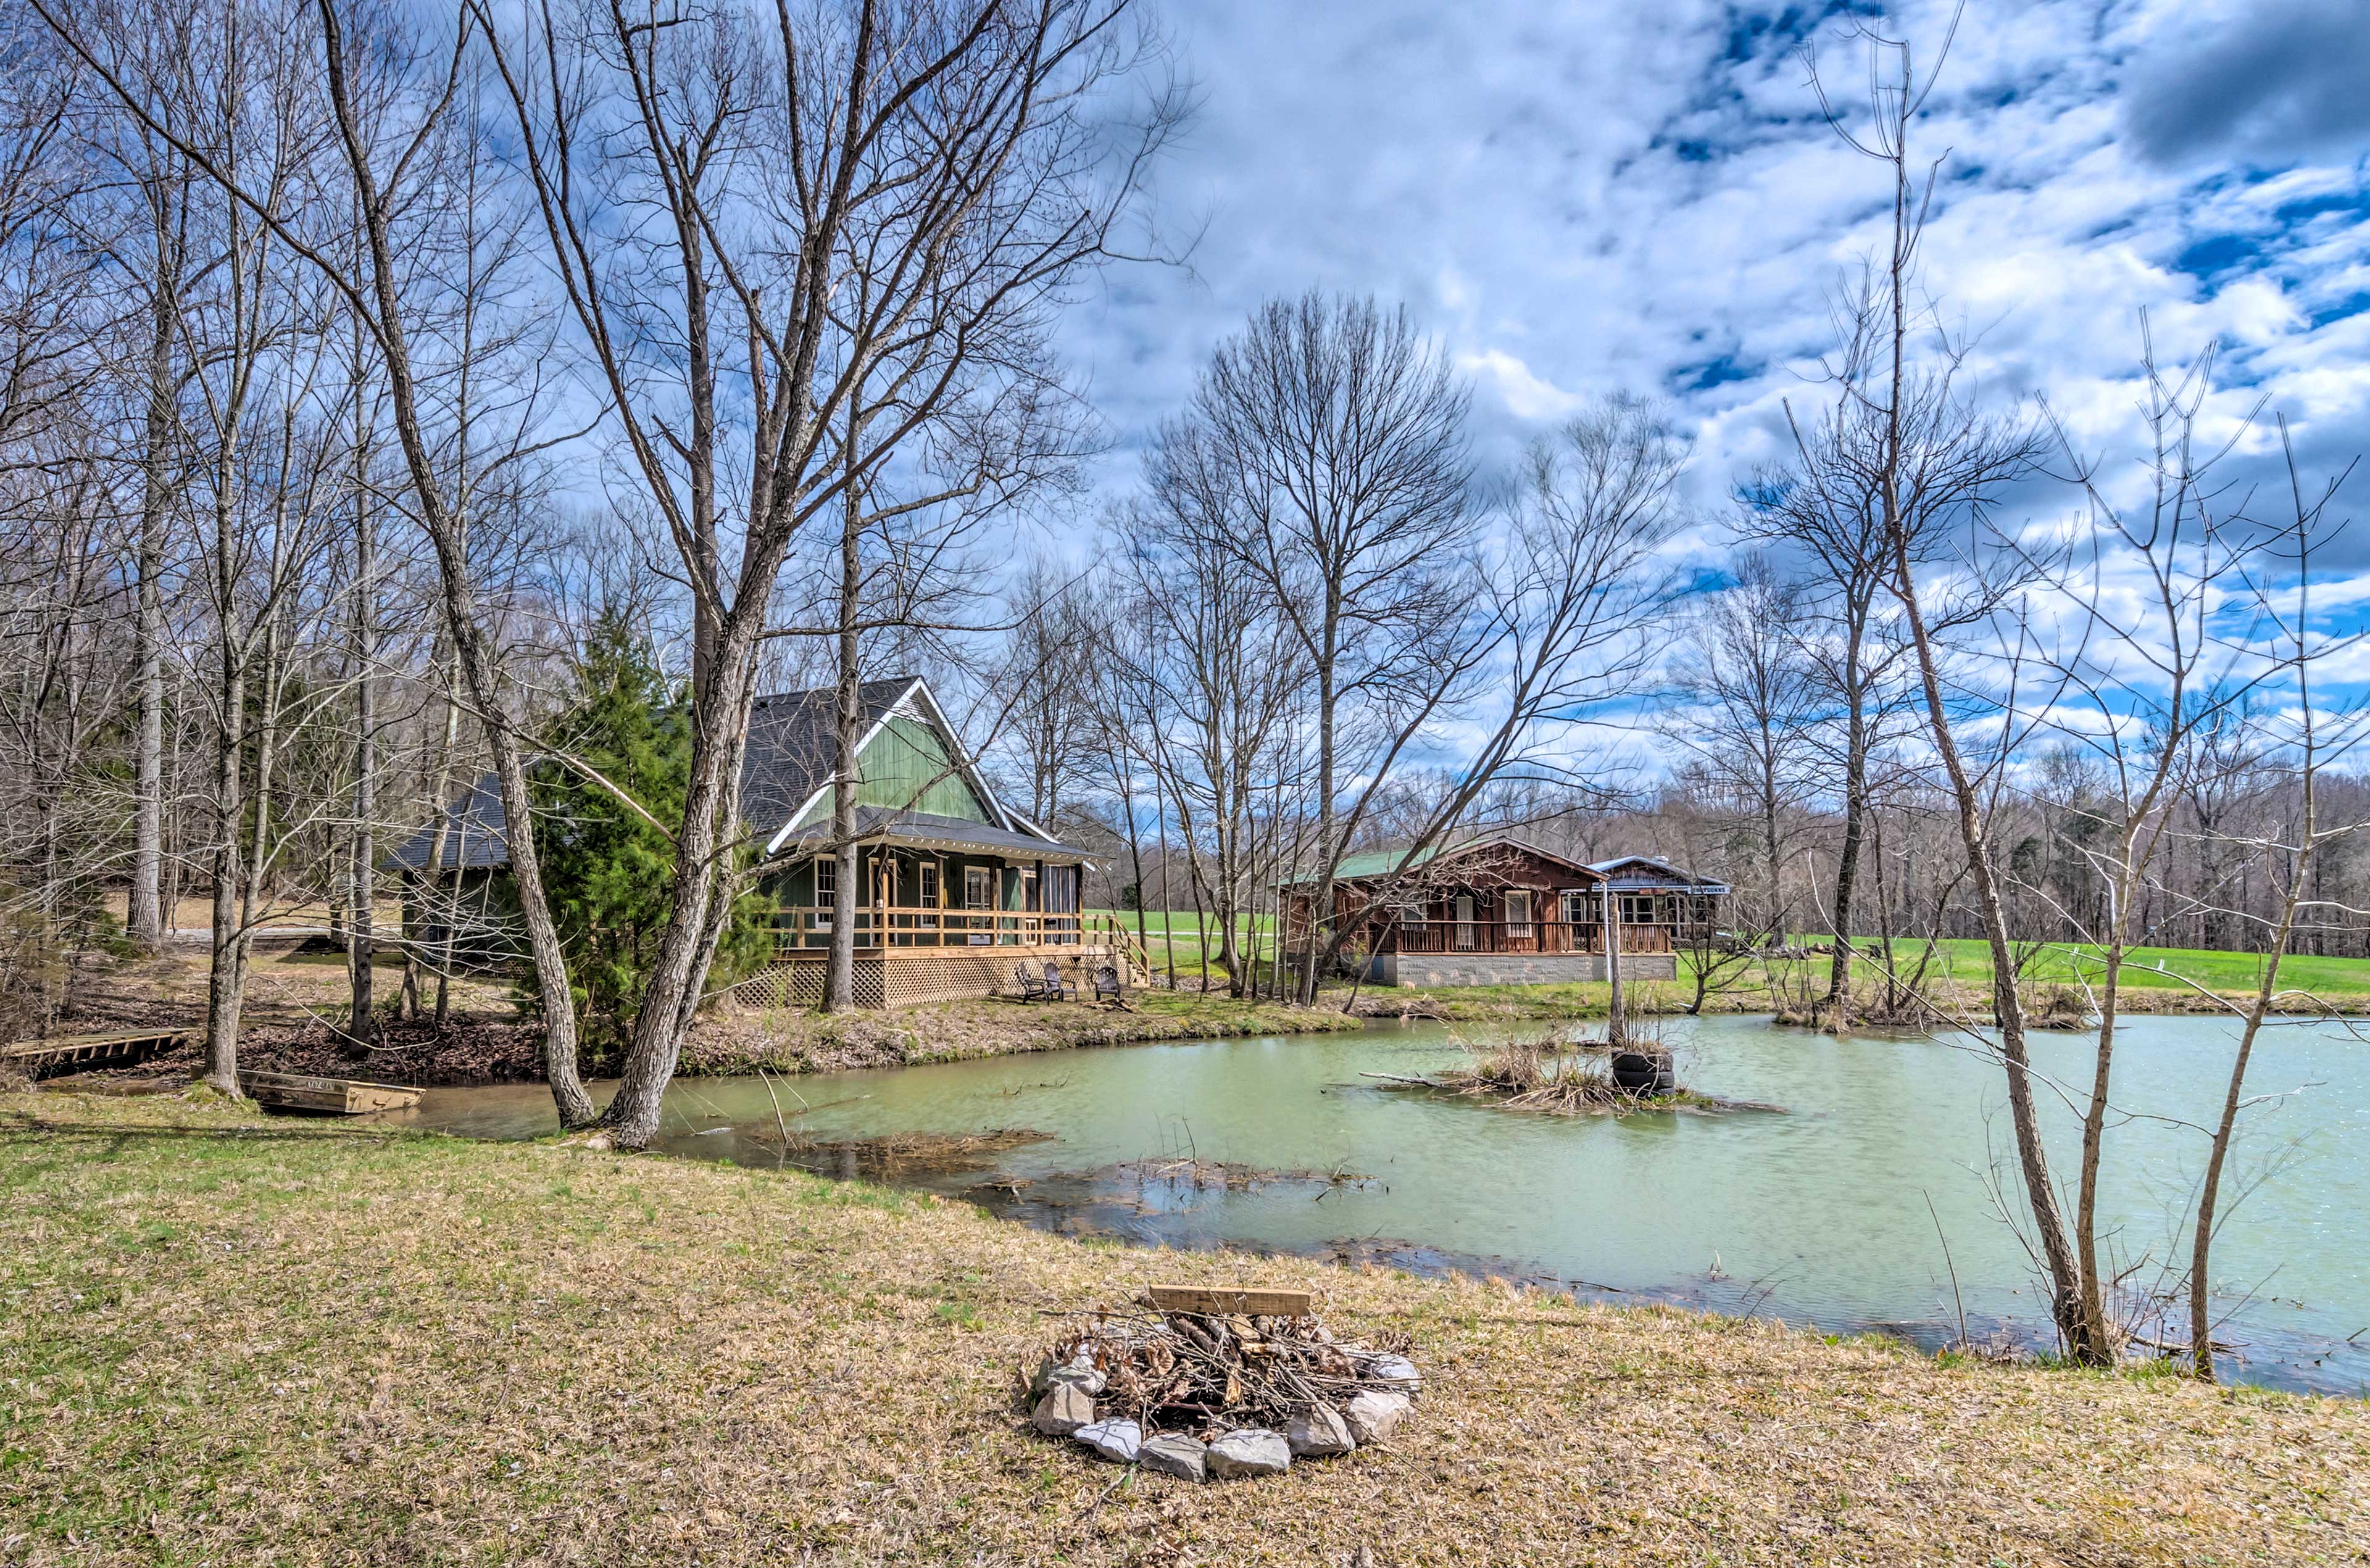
[200, 662, 244, 1095]
[347, 426, 378, 1043]
[1602, 881, 1626, 1045]
[2193, 790, 2313, 1377]
[599, 634, 759, 1143]
[130, 283, 176, 951]
[825, 473, 865, 1014]
[314, 25, 598, 1127]
[1824, 670, 1867, 1016]
[1299, 655, 1337, 1005]
[1893, 548, 2103, 1363]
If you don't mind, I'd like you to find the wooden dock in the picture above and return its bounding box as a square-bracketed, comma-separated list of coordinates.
[1, 1027, 188, 1079]
[237, 1071, 421, 1115]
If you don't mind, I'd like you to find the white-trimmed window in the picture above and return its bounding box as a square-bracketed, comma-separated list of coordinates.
[965, 866, 996, 910]
[1505, 889, 1534, 937]
[918, 861, 940, 908]
[812, 855, 837, 931]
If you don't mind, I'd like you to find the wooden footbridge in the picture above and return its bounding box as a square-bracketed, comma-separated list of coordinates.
[2, 1027, 188, 1079]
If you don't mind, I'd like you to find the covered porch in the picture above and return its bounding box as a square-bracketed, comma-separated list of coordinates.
[741, 811, 1137, 1008]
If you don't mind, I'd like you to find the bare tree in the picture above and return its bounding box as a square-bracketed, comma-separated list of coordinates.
[1661, 552, 1816, 934]
[2011, 334, 2287, 1358]
[2188, 426, 2367, 1378]
[470, 0, 1173, 1129]
[1303, 396, 1690, 997]
[1115, 415, 1304, 993]
[1176, 292, 1478, 1000]
[1797, 15, 2102, 1360]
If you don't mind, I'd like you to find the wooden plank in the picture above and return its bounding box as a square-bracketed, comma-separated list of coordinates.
[238, 1071, 420, 1114]
[2, 1027, 186, 1061]
[1146, 1285, 1314, 1317]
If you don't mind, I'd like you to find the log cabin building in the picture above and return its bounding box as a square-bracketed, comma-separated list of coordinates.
[387, 676, 1141, 1009]
[1282, 834, 1728, 987]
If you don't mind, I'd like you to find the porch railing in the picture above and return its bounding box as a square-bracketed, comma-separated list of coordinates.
[771, 905, 1128, 956]
[1376, 917, 1705, 956]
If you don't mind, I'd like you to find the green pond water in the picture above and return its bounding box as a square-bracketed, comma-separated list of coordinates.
[409, 1013, 2369, 1393]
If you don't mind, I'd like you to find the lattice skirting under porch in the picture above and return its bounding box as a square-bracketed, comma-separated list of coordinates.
[726, 949, 1116, 1010]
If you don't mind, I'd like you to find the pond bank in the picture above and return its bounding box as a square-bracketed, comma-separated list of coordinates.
[5, 1088, 2361, 1566]
[683, 992, 1363, 1076]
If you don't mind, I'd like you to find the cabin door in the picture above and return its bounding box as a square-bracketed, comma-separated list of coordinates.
[1505, 890, 1534, 951]
[1454, 895, 1476, 950]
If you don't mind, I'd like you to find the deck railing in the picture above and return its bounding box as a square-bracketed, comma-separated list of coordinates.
[1377, 917, 1706, 956]
[770, 904, 1131, 956]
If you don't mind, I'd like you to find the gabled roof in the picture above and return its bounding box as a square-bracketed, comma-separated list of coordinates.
[1281, 836, 1731, 896]
[386, 674, 1083, 873]
[743, 677, 919, 834]
[764, 674, 1028, 850]
[1288, 832, 1600, 888]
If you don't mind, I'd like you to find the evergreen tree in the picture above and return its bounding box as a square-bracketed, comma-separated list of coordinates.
[523, 618, 771, 1049]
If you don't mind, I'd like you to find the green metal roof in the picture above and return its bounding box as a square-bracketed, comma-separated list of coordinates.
[1308, 842, 1447, 882]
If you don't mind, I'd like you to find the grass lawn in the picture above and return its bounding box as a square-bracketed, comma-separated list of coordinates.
[5, 1089, 2363, 1565]
[1839, 937, 2370, 999]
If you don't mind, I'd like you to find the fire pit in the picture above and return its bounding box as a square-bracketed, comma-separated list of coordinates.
[1026, 1286, 1421, 1481]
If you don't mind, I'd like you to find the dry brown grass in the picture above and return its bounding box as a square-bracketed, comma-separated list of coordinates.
[2, 1089, 2364, 1566]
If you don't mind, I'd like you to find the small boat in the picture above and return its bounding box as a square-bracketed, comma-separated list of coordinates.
[237, 1071, 420, 1115]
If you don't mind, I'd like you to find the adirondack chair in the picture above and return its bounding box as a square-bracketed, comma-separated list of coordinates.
[1090, 963, 1125, 1007]
[1043, 961, 1079, 1003]
[1013, 964, 1051, 1002]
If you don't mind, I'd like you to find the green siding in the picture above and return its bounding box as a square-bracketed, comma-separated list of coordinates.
[794, 715, 995, 827]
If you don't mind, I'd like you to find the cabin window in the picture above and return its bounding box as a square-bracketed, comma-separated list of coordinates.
[1620, 892, 1656, 924]
[1505, 890, 1533, 937]
[812, 855, 836, 931]
[1560, 889, 1591, 927]
[1454, 894, 1476, 950]
[964, 866, 995, 910]
[918, 861, 940, 908]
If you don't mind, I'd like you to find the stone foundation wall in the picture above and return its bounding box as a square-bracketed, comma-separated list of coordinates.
[1365, 952, 1678, 987]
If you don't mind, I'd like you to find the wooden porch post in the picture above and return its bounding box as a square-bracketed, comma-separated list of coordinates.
[1602, 881, 1625, 1046]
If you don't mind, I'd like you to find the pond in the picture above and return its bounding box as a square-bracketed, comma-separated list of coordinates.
[407, 1013, 2369, 1393]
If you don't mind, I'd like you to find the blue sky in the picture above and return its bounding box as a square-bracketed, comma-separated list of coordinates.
[1049, 0, 2370, 579]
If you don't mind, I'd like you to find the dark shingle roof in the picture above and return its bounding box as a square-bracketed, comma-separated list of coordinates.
[386, 676, 991, 873]
[767, 807, 1085, 865]
[740, 677, 918, 831]
[385, 773, 510, 871]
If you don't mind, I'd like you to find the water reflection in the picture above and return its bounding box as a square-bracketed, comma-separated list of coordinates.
[405, 1014, 2369, 1394]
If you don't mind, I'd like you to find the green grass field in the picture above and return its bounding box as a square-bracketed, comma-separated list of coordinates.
[1102, 910, 2370, 1005]
[1792, 937, 2370, 1000]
